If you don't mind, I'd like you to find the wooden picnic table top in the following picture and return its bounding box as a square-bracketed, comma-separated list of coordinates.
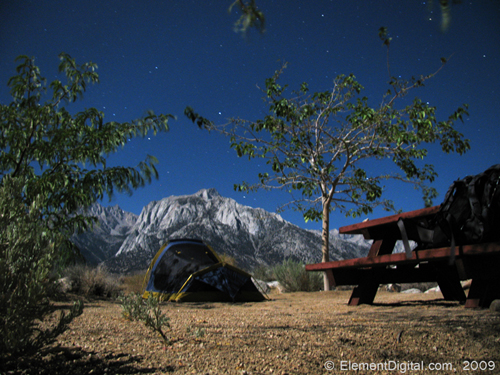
[338, 205, 441, 240]
[305, 241, 500, 271]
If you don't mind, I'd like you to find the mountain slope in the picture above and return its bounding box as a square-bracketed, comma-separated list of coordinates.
[71, 203, 138, 265]
[104, 188, 370, 273]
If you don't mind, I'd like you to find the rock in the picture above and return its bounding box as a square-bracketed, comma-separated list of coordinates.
[425, 286, 441, 293]
[489, 300, 500, 313]
[401, 288, 422, 294]
[71, 203, 138, 265]
[252, 278, 270, 294]
[386, 283, 401, 292]
[57, 277, 74, 293]
[267, 281, 280, 289]
[267, 281, 285, 293]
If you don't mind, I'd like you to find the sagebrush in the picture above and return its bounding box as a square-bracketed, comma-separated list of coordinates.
[63, 264, 122, 298]
[272, 259, 322, 292]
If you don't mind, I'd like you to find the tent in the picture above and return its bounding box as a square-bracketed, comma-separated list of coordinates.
[142, 239, 266, 302]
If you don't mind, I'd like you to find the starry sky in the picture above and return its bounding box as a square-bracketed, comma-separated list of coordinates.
[1, 1, 499, 231]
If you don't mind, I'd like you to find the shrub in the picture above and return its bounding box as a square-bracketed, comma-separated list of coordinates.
[119, 293, 170, 344]
[0, 176, 83, 356]
[63, 264, 122, 298]
[252, 264, 276, 282]
[272, 259, 323, 292]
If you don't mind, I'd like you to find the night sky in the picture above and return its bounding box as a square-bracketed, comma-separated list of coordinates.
[1, 1, 499, 231]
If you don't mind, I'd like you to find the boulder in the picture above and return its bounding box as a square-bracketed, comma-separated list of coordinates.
[401, 288, 422, 294]
[252, 278, 270, 294]
[386, 283, 401, 292]
[489, 299, 500, 313]
[57, 277, 74, 293]
[425, 286, 441, 293]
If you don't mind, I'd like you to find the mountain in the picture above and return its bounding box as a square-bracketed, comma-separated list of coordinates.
[71, 203, 138, 265]
[102, 188, 371, 274]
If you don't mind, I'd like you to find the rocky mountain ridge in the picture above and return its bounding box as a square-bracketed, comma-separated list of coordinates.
[71, 204, 138, 265]
[73, 189, 372, 273]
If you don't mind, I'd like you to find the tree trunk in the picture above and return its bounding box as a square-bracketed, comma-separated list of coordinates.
[321, 195, 330, 291]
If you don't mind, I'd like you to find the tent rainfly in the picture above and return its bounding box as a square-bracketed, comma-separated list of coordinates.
[142, 239, 266, 302]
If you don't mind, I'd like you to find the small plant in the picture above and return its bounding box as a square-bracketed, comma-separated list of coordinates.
[272, 259, 322, 292]
[187, 326, 206, 338]
[119, 293, 170, 344]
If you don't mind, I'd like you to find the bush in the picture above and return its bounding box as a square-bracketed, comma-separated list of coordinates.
[252, 264, 276, 282]
[119, 293, 170, 344]
[63, 264, 122, 298]
[0, 176, 83, 356]
[272, 259, 323, 292]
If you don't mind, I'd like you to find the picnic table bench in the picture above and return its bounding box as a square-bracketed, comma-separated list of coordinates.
[305, 205, 500, 308]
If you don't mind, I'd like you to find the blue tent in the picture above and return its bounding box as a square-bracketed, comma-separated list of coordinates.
[142, 239, 266, 302]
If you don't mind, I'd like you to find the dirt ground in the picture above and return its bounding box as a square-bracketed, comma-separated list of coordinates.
[3, 290, 500, 375]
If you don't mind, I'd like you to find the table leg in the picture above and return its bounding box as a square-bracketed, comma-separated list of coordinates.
[348, 282, 379, 306]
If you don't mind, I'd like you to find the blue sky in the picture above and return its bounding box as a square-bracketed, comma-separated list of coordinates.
[1, 1, 499, 230]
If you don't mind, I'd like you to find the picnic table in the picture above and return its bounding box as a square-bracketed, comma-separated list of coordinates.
[305, 205, 500, 308]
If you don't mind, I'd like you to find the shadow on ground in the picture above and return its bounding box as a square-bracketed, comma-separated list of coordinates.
[1, 346, 175, 375]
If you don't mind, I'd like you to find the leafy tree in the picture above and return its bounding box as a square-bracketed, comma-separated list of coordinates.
[1, 53, 173, 237]
[186, 30, 470, 290]
[0, 53, 173, 355]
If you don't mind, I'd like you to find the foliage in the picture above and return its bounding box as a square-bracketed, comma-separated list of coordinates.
[119, 293, 171, 344]
[63, 264, 122, 298]
[228, 0, 265, 35]
[0, 176, 83, 356]
[0, 53, 172, 354]
[272, 259, 322, 292]
[0, 53, 173, 239]
[252, 264, 276, 282]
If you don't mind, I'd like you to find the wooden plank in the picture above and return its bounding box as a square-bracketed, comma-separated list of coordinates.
[331, 265, 455, 287]
[348, 282, 379, 306]
[305, 242, 500, 272]
[339, 205, 440, 238]
[367, 238, 397, 257]
[434, 263, 467, 302]
[465, 277, 500, 308]
[325, 269, 335, 288]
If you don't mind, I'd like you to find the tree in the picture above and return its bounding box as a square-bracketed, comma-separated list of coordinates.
[186, 30, 470, 291]
[0, 53, 173, 355]
[1, 53, 173, 237]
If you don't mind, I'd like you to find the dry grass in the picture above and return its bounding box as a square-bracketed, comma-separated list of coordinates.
[120, 272, 148, 295]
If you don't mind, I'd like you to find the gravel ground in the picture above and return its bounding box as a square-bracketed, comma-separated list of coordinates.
[3, 290, 500, 374]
